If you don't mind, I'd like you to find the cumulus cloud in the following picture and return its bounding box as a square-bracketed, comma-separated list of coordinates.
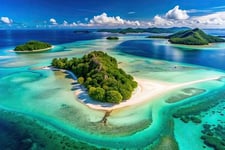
[165, 5, 189, 20]
[49, 18, 57, 25]
[145, 5, 190, 28]
[155, 4, 225, 28]
[41, 6, 225, 29]
[153, 15, 174, 26]
[1, 17, 13, 24]
[191, 12, 225, 28]
[88, 13, 140, 27]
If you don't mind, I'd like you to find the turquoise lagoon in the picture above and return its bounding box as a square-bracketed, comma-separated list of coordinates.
[0, 32, 225, 149]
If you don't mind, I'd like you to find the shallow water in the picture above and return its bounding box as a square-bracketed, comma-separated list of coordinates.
[0, 30, 225, 149]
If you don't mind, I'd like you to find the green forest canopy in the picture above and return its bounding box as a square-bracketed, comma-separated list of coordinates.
[106, 36, 119, 40]
[51, 51, 137, 103]
[168, 28, 225, 45]
[14, 40, 52, 51]
[147, 28, 225, 45]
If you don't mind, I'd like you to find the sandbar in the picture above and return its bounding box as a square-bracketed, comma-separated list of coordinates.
[13, 46, 54, 53]
[43, 66, 221, 111]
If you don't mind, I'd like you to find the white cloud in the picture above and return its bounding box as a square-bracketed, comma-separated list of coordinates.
[49, 18, 57, 25]
[191, 12, 225, 28]
[61, 20, 78, 27]
[41, 6, 225, 29]
[153, 15, 174, 26]
[165, 5, 189, 20]
[1, 17, 13, 24]
[145, 5, 225, 28]
[88, 13, 140, 27]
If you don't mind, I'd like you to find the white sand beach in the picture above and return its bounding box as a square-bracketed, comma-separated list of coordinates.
[75, 78, 169, 111]
[10, 46, 54, 53]
[43, 66, 221, 111]
[74, 76, 221, 111]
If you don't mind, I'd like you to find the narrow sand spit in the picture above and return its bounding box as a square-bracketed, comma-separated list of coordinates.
[43, 66, 221, 111]
[74, 76, 220, 111]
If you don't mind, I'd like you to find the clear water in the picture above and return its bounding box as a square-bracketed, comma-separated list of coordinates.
[0, 30, 225, 149]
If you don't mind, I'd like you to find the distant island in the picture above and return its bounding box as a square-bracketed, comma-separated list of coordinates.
[98, 27, 190, 34]
[148, 28, 225, 45]
[14, 40, 52, 52]
[106, 36, 119, 40]
[73, 30, 91, 34]
[51, 51, 137, 103]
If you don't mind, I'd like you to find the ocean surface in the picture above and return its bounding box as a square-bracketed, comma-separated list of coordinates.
[0, 29, 225, 149]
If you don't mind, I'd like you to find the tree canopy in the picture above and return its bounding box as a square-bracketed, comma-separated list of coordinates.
[51, 51, 137, 103]
[168, 28, 225, 45]
[148, 28, 225, 45]
[106, 36, 119, 40]
[14, 40, 52, 51]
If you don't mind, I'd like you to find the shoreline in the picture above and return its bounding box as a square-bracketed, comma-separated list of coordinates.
[12, 46, 54, 53]
[43, 66, 221, 111]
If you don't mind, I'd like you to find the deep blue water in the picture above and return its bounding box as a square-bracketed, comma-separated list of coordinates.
[0, 29, 103, 49]
[116, 39, 225, 71]
[1, 29, 225, 71]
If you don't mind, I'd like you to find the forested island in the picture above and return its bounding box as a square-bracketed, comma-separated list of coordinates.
[51, 51, 137, 103]
[14, 40, 52, 52]
[98, 27, 189, 34]
[106, 36, 119, 40]
[148, 28, 225, 45]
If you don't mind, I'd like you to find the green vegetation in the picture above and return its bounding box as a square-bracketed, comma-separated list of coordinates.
[106, 36, 119, 40]
[14, 40, 52, 51]
[148, 28, 225, 45]
[147, 35, 168, 39]
[98, 27, 190, 34]
[168, 28, 225, 45]
[51, 51, 137, 103]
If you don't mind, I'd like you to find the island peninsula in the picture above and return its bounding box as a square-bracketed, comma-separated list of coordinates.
[148, 28, 225, 45]
[51, 51, 137, 104]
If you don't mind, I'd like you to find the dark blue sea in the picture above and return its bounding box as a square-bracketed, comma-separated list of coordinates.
[116, 39, 225, 71]
[0, 29, 225, 71]
[0, 29, 103, 49]
[116, 29, 225, 71]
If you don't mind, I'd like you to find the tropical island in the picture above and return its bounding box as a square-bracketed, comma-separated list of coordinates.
[106, 36, 119, 40]
[98, 27, 190, 34]
[51, 51, 137, 103]
[147, 28, 225, 45]
[14, 40, 52, 52]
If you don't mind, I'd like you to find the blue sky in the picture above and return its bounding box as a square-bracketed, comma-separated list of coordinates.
[1, 0, 225, 28]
